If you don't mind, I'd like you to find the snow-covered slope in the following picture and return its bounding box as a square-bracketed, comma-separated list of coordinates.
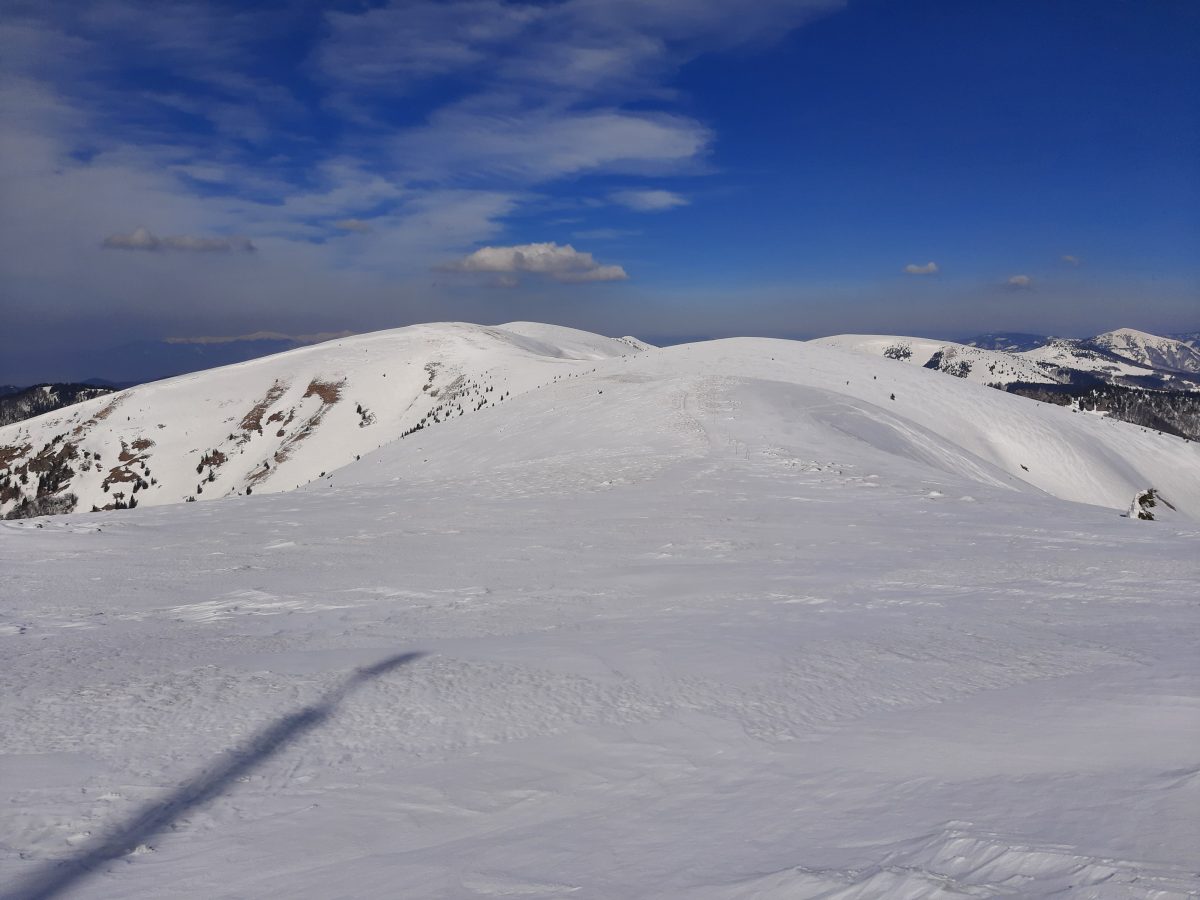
[1089, 327, 1200, 374]
[339, 337, 1200, 519]
[5, 325, 1197, 521]
[1019, 336, 1200, 391]
[0, 323, 648, 517]
[810, 334, 1062, 387]
[3, 331, 1198, 899]
[1018, 337, 1160, 380]
[819, 330, 1200, 396]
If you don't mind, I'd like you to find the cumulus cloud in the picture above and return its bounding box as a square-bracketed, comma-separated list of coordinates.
[1006, 274, 1033, 289]
[443, 242, 628, 283]
[334, 218, 372, 232]
[903, 261, 939, 275]
[610, 189, 689, 211]
[1061, 254, 1081, 267]
[102, 227, 255, 253]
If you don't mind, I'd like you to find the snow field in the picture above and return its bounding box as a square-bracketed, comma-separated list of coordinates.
[1, 330, 1198, 898]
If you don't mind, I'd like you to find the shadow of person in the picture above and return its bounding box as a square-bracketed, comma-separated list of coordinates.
[6, 651, 425, 900]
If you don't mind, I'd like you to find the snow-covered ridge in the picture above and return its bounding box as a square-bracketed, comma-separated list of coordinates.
[1089, 327, 1200, 374]
[1018, 337, 1160, 381]
[0, 322, 649, 517]
[818, 329, 1200, 393]
[809, 334, 1063, 387]
[337, 335, 1200, 519]
[4, 321, 1199, 521]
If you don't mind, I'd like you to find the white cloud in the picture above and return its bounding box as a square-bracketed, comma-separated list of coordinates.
[610, 188, 688, 211]
[443, 242, 628, 283]
[0, 0, 848, 361]
[318, 2, 542, 89]
[1061, 254, 1081, 267]
[392, 107, 709, 183]
[318, 0, 844, 99]
[1007, 274, 1033, 289]
[102, 227, 256, 253]
[903, 261, 939, 275]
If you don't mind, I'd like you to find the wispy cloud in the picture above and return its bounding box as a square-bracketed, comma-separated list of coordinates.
[165, 330, 353, 345]
[391, 107, 710, 183]
[442, 242, 628, 283]
[1006, 274, 1033, 289]
[610, 188, 688, 211]
[0, 0, 844, 351]
[903, 261, 939, 275]
[317, 0, 844, 101]
[573, 228, 641, 240]
[1061, 254, 1081, 267]
[102, 227, 256, 253]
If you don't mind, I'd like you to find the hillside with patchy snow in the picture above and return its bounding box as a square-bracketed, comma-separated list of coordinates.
[0, 323, 648, 518]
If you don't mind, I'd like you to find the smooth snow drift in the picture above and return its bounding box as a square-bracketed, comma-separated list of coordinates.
[2, 327, 1198, 899]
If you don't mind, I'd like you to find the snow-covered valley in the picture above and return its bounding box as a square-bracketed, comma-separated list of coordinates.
[2, 328, 1198, 898]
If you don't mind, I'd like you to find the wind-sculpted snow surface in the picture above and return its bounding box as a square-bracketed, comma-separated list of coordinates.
[1, 333, 1199, 898]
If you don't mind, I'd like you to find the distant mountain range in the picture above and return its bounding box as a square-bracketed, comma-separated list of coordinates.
[0, 383, 118, 427]
[1168, 331, 1200, 348]
[961, 332, 1052, 353]
[7, 332, 355, 390]
[962, 328, 1200, 377]
[816, 327, 1200, 442]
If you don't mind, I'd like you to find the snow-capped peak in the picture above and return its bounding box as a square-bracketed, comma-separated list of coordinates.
[1088, 327, 1200, 374]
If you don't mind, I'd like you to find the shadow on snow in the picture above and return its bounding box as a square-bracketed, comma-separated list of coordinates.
[6, 651, 425, 900]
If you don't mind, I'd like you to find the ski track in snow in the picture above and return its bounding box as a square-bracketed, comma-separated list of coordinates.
[1, 340, 1198, 898]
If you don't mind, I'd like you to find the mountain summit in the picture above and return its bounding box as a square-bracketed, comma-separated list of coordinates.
[0, 323, 647, 518]
[1088, 327, 1200, 374]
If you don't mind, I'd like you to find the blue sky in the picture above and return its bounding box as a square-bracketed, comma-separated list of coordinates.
[1, 0, 1197, 380]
